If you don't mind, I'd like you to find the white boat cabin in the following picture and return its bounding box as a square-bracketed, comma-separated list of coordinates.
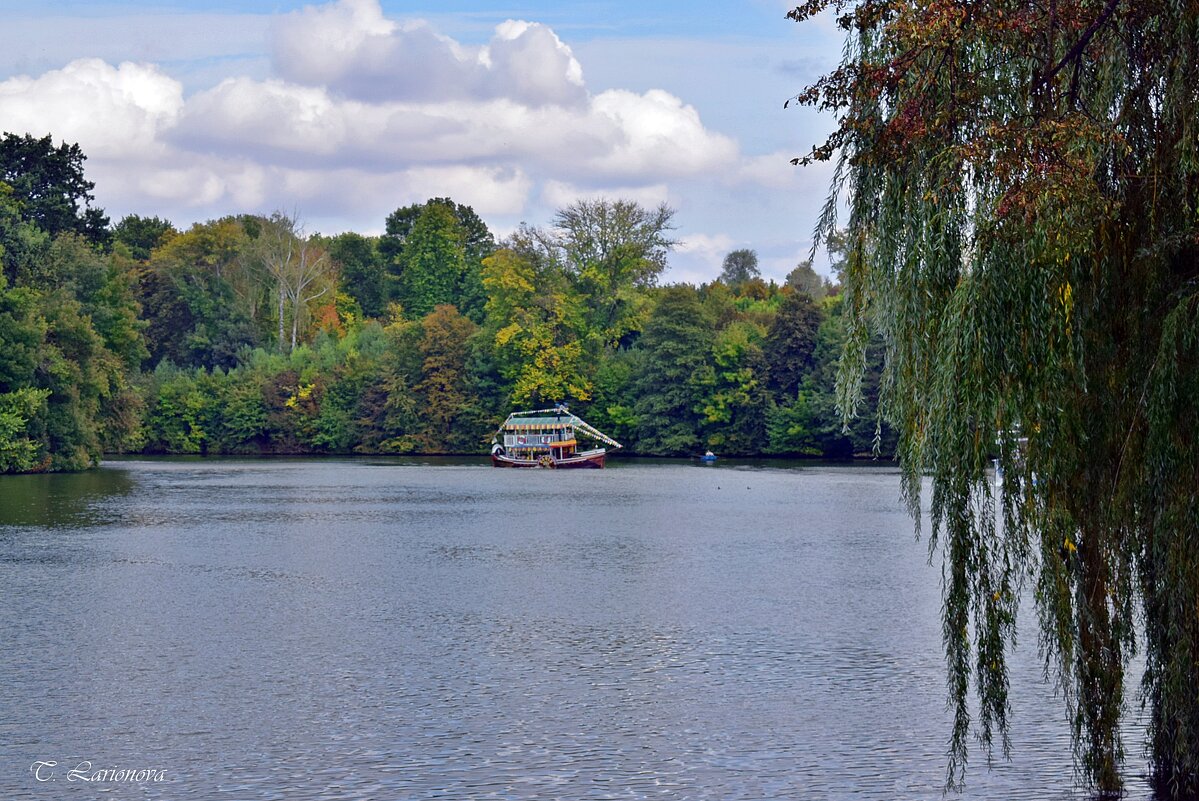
[501, 416, 580, 461]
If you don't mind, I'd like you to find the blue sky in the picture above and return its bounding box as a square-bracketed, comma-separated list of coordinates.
[0, 0, 844, 283]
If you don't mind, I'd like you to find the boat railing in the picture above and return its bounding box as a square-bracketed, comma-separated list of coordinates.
[504, 434, 560, 447]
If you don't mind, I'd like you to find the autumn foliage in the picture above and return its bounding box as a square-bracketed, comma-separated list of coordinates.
[790, 0, 1199, 794]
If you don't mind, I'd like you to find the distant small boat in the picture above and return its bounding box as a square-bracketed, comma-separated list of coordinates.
[699, 451, 718, 463]
[490, 405, 621, 469]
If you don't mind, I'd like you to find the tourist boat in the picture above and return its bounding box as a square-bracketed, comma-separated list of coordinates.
[490, 405, 621, 468]
[699, 451, 718, 463]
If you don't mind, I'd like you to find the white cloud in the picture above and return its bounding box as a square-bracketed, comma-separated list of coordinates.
[273, 0, 585, 108]
[665, 232, 739, 286]
[482, 21, 586, 107]
[587, 89, 738, 178]
[0, 0, 807, 244]
[169, 58, 736, 185]
[133, 164, 231, 206]
[540, 180, 671, 211]
[676, 232, 737, 264]
[0, 59, 181, 159]
[86, 156, 270, 211]
[736, 150, 807, 189]
[175, 77, 349, 161]
[275, 12, 470, 103]
[404, 165, 532, 215]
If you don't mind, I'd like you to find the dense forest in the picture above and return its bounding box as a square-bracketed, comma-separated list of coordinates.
[0, 132, 892, 472]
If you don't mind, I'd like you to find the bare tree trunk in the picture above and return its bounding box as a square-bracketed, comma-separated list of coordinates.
[259, 211, 333, 354]
[278, 286, 286, 352]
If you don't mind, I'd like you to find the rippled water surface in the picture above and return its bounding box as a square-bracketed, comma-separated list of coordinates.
[0, 458, 1154, 799]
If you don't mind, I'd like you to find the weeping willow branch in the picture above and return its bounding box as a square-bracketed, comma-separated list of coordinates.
[790, 1, 1199, 796]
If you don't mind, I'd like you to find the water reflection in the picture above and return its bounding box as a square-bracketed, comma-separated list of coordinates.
[0, 467, 135, 528]
[0, 458, 1158, 800]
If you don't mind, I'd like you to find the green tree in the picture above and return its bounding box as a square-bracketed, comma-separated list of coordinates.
[784, 259, 830, 300]
[44, 234, 147, 371]
[579, 348, 638, 447]
[381, 198, 495, 267]
[143, 365, 210, 454]
[553, 198, 676, 345]
[630, 286, 713, 454]
[0, 275, 44, 389]
[764, 290, 824, 402]
[764, 388, 822, 456]
[33, 290, 132, 469]
[482, 239, 592, 406]
[0, 182, 50, 283]
[113, 214, 175, 261]
[699, 320, 769, 454]
[719, 248, 761, 288]
[792, 1, 1199, 793]
[0, 386, 49, 472]
[394, 203, 468, 319]
[381, 198, 495, 321]
[414, 304, 479, 452]
[0, 236, 144, 469]
[143, 219, 260, 368]
[379, 204, 421, 266]
[0, 272, 49, 470]
[0, 133, 109, 246]
[372, 318, 423, 452]
[215, 370, 268, 453]
[329, 232, 386, 318]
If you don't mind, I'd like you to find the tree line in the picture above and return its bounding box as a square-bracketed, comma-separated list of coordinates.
[0, 131, 891, 471]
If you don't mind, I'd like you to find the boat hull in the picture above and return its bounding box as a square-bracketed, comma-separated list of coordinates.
[491, 451, 606, 469]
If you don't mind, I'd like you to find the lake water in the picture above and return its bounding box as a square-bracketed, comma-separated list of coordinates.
[0, 458, 1155, 800]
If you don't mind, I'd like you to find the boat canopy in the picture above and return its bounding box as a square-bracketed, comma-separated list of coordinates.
[502, 417, 576, 430]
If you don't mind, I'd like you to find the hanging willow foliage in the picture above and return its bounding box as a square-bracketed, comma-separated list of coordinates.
[790, 0, 1199, 795]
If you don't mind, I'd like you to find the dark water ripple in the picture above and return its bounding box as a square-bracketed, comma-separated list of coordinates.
[0, 458, 1154, 800]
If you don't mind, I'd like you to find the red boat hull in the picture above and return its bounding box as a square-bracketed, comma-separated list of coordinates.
[491, 451, 607, 468]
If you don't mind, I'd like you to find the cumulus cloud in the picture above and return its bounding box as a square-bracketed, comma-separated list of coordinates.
[662, 233, 736, 285]
[677, 232, 737, 265]
[587, 89, 737, 177]
[175, 78, 347, 161]
[273, 0, 585, 107]
[170, 1, 738, 183]
[482, 20, 585, 107]
[0, 58, 181, 159]
[133, 163, 236, 206]
[170, 81, 735, 182]
[0, 0, 780, 248]
[540, 180, 671, 211]
[403, 165, 532, 215]
[736, 151, 806, 189]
